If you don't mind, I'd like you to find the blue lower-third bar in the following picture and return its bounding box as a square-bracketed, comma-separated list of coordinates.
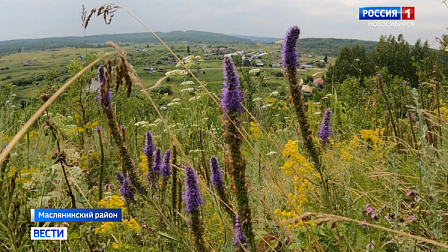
[31, 209, 122, 222]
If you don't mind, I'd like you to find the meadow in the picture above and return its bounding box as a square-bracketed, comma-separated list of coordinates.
[1, 3, 448, 252]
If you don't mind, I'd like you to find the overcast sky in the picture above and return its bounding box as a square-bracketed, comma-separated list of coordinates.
[1, 0, 447, 48]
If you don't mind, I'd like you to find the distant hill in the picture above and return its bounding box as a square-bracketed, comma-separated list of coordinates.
[229, 35, 378, 56]
[229, 34, 282, 43]
[297, 38, 377, 57]
[0, 31, 378, 58]
[0, 31, 254, 57]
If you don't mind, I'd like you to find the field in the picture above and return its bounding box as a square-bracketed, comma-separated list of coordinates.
[0, 42, 330, 101]
[2, 4, 448, 252]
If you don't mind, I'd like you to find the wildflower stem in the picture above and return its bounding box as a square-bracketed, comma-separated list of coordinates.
[171, 144, 178, 224]
[375, 72, 399, 139]
[98, 130, 105, 200]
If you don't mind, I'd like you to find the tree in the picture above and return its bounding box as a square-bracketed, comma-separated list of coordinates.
[187, 45, 190, 55]
[324, 54, 328, 63]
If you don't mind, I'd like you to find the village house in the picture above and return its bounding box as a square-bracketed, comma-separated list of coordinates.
[313, 78, 324, 86]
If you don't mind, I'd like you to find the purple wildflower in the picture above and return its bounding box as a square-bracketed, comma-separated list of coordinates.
[116, 172, 134, 200]
[407, 215, 416, 222]
[282, 26, 300, 70]
[376, 73, 381, 78]
[183, 166, 203, 214]
[152, 148, 162, 174]
[97, 66, 105, 103]
[233, 216, 247, 246]
[143, 131, 154, 158]
[98, 66, 105, 86]
[119, 125, 126, 131]
[221, 57, 243, 114]
[385, 212, 396, 222]
[94, 126, 101, 132]
[105, 90, 112, 104]
[364, 204, 373, 215]
[318, 109, 332, 145]
[402, 81, 408, 86]
[210, 156, 224, 189]
[406, 190, 418, 197]
[160, 150, 171, 177]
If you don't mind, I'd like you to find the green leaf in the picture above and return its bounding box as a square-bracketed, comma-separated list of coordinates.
[255, 229, 268, 236]
[288, 243, 301, 250]
[68, 232, 79, 239]
[158, 232, 179, 242]
[269, 240, 279, 249]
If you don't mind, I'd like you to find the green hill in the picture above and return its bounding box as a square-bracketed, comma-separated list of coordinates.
[0, 31, 378, 58]
[297, 38, 377, 57]
[0, 31, 254, 57]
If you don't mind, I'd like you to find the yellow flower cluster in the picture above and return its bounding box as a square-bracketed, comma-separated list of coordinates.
[98, 195, 125, 211]
[435, 99, 448, 121]
[340, 149, 352, 162]
[138, 155, 147, 182]
[263, 97, 289, 111]
[95, 218, 140, 234]
[24, 130, 38, 141]
[274, 140, 319, 228]
[203, 203, 224, 250]
[348, 136, 359, 150]
[79, 151, 100, 172]
[95, 196, 140, 235]
[0, 132, 11, 145]
[7, 166, 39, 183]
[123, 218, 140, 232]
[70, 121, 99, 134]
[340, 136, 359, 163]
[360, 128, 384, 150]
[112, 242, 130, 250]
[249, 121, 262, 139]
[84, 121, 99, 129]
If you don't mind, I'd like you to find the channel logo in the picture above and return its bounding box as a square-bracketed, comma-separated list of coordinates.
[31, 227, 67, 240]
[359, 7, 415, 20]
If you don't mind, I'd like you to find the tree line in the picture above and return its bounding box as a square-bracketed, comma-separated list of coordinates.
[324, 34, 447, 87]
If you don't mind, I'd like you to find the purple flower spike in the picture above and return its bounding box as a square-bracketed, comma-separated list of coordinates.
[143, 131, 154, 158]
[160, 150, 171, 177]
[220, 57, 243, 114]
[183, 166, 203, 214]
[97, 66, 105, 104]
[116, 172, 134, 200]
[152, 148, 162, 174]
[105, 90, 112, 104]
[210, 156, 223, 189]
[233, 216, 247, 246]
[318, 109, 332, 145]
[98, 66, 105, 86]
[282, 26, 300, 70]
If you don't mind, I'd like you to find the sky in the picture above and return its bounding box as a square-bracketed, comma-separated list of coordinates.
[0, 0, 447, 48]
